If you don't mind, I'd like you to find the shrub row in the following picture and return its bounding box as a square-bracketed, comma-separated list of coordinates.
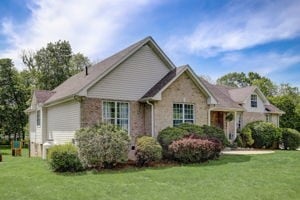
[236, 121, 300, 150]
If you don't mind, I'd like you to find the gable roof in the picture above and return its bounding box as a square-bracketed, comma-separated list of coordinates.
[35, 90, 55, 103]
[229, 86, 269, 104]
[141, 65, 218, 104]
[202, 82, 284, 114]
[199, 78, 244, 111]
[265, 104, 285, 114]
[45, 36, 176, 105]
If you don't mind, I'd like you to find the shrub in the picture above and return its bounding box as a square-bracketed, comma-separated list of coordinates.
[282, 128, 300, 150]
[47, 144, 83, 172]
[157, 124, 228, 159]
[238, 126, 254, 147]
[157, 127, 188, 158]
[75, 124, 130, 169]
[135, 136, 162, 166]
[245, 121, 281, 149]
[169, 137, 221, 163]
[177, 123, 203, 135]
[200, 125, 229, 146]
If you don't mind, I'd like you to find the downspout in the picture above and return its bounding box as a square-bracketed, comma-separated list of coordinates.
[146, 101, 154, 137]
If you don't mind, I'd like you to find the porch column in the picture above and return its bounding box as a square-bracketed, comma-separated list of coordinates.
[234, 111, 237, 140]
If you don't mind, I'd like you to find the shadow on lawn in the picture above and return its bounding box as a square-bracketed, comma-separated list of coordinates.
[81, 155, 252, 175]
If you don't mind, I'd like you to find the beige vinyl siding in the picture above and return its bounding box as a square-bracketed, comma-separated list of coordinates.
[244, 92, 265, 112]
[47, 101, 80, 144]
[87, 45, 170, 100]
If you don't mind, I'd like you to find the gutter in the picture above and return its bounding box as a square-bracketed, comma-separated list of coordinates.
[146, 100, 154, 137]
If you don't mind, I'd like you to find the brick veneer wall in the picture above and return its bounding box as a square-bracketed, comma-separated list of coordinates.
[154, 72, 209, 136]
[80, 97, 146, 139]
[80, 98, 101, 127]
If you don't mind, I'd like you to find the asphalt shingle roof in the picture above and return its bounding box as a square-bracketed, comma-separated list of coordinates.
[142, 67, 185, 99]
[199, 78, 244, 110]
[35, 90, 55, 103]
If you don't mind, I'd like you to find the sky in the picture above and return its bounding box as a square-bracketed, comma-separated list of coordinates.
[0, 0, 300, 87]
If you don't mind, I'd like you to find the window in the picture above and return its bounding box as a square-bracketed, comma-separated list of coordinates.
[251, 94, 257, 108]
[36, 110, 41, 127]
[266, 114, 272, 122]
[173, 103, 194, 126]
[103, 101, 129, 132]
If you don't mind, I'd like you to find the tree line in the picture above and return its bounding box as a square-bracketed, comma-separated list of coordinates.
[0, 40, 299, 141]
[0, 40, 91, 140]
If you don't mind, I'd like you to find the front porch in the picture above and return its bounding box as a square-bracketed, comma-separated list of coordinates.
[209, 110, 243, 142]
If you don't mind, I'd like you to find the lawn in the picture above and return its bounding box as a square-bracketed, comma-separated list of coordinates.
[0, 147, 299, 200]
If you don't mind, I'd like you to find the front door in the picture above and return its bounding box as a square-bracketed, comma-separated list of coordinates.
[211, 111, 224, 129]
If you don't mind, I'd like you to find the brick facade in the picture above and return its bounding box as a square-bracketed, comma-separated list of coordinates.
[130, 101, 146, 138]
[153, 72, 209, 136]
[80, 98, 101, 127]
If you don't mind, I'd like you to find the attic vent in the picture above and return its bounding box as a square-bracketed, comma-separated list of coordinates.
[265, 108, 271, 112]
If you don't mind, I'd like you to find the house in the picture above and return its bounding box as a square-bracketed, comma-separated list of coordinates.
[25, 36, 284, 158]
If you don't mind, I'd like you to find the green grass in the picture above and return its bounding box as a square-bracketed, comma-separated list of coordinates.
[0, 147, 299, 200]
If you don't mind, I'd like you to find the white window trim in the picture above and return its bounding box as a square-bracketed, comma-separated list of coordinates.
[36, 110, 41, 128]
[251, 94, 258, 108]
[173, 103, 195, 126]
[102, 101, 130, 134]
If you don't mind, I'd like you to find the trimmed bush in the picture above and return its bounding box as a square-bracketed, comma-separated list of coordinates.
[157, 127, 188, 158]
[282, 128, 300, 150]
[47, 144, 83, 172]
[201, 125, 229, 146]
[135, 136, 162, 166]
[237, 126, 254, 147]
[177, 123, 204, 135]
[75, 124, 130, 169]
[169, 137, 221, 163]
[245, 121, 281, 149]
[157, 124, 228, 159]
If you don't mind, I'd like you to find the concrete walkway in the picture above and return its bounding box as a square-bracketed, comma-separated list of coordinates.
[222, 150, 275, 155]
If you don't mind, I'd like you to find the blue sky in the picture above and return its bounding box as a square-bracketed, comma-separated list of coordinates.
[0, 0, 299, 87]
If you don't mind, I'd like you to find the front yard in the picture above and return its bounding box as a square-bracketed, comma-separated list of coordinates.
[0, 147, 299, 200]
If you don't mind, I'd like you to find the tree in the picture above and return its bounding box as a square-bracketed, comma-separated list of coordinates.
[269, 95, 300, 131]
[0, 59, 28, 140]
[217, 72, 277, 97]
[22, 40, 91, 90]
[217, 72, 249, 88]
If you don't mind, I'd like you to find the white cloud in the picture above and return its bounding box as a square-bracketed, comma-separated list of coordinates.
[166, 0, 300, 57]
[0, 0, 156, 69]
[220, 51, 300, 75]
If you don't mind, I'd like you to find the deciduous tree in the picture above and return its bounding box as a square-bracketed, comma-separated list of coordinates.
[22, 40, 91, 90]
